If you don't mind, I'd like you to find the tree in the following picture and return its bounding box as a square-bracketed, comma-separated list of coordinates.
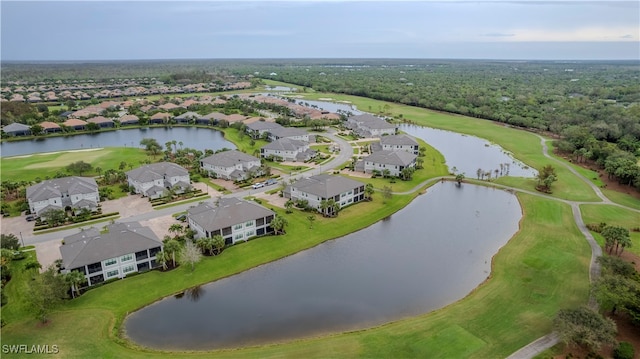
[25, 265, 68, 323]
[270, 215, 288, 235]
[64, 270, 86, 299]
[382, 169, 391, 179]
[168, 224, 185, 240]
[196, 236, 214, 256]
[554, 307, 617, 352]
[307, 215, 316, 229]
[24, 259, 42, 273]
[382, 185, 393, 203]
[42, 208, 66, 228]
[155, 250, 169, 271]
[66, 161, 92, 176]
[455, 173, 465, 186]
[536, 165, 557, 193]
[1, 233, 20, 250]
[140, 138, 162, 158]
[365, 183, 374, 201]
[30, 124, 44, 136]
[162, 239, 181, 268]
[602, 225, 631, 256]
[285, 200, 294, 214]
[180, 240, 202, 272]
[400, 167, 415, 181]
[212, 235, 225, 255]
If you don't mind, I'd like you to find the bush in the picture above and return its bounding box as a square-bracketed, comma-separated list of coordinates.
[613, 342, 634, 359]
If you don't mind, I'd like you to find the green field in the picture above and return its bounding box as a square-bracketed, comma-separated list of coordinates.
[1, 147, 149, 182]
[580, 204, 640, 256]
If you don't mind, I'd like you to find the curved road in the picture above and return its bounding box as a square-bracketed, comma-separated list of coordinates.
[18, 127, 639, 358]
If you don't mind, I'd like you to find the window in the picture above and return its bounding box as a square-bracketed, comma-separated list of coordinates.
[87, 262, 103, 274]
[135, 250, 148, 261]
[246, 230, 255, 238]
[245, 220, 254, 227]
[104, 258, 117, 267]
[149, 246, 161, 257]
[256, 217, 265, 226]
[122, 265, 136, 274]
[120, 254, 133, 262]
[234, 224, 243, 230]
[106, 270, 119, 278]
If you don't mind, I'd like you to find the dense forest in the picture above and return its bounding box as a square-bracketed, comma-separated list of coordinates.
[2, 59, 639, 188]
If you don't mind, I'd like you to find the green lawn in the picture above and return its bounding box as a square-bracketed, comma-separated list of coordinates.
[0, 194, 590, 358]
[580, 204, 640, 256]
[1, 147, 149, 183]
[216, 127, 267, 155]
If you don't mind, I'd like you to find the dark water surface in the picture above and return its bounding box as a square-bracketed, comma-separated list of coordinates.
[124, 182, 521, 350]
[1, 127, 235, 157]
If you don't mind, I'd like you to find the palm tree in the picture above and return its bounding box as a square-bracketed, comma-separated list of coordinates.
[285, 200, 294, 214]
[162, 239, 182, 268]
[477, 168, 483, 180]
[365, 183, 375, 201]
[65, 270, 86, 299]
[155, 250, 169, 271]
[168, 224, 184, 240]
[270, 215, 288, 235]
[319, 199, 329, 217]
[212, 235, 225, 255]
[196, 237, 214, 255]
[307, 215, 316, 229]
[382, 169, 391, 179]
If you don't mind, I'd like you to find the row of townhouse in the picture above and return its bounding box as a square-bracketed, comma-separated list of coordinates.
[360, 134, 420, 177]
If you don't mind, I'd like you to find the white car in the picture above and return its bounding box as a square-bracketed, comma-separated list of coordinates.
[252, 182, 264, 189]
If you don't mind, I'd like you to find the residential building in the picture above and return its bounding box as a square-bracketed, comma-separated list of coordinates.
[187, 197, 275, 245]
[267, 126, 311, 142]
[346, 113, 397, 138]
[149, 112, 171, 124]
[40, 121, 62, 133]
[2, 123, 31, 136]
[285, 174, 366, 216]
[119, 114, 139, 126]
[374, 134, 419, 154]
[63, 118, 87, 131]
[86, 116, 115, 128]
[126, 162, 190, 199]
[174, 111, 201, 123]
[363, 150, 417, 177]
[59, 222, 163, 287]
[200, 150, 262, 181]
[26, 177, 99, 217]
[245, 121, 282, 139]
[260, 138, 316, 162]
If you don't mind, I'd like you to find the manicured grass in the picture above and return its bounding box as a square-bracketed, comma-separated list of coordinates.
[217, 127, 268, 155]
[602, 189, 640, 210]
[1, 147, 149, 183]
[0, 193, 590, 358]
[310, 144, 331, 154]
[580, 204, 640, 256]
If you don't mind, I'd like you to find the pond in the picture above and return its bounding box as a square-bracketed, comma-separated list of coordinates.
[0, 127, 236, 157]
[124, 182, 522, 350]
[400, 124, 537, 178]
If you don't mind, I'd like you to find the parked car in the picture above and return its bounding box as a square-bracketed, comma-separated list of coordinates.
[252, 182, 264, 189]
[176, 214, 187, 222]
[25, 214, 36, 222]
[264, 179, 278, 186]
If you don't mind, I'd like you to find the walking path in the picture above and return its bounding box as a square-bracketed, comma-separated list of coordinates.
[14, 126, 640, 358]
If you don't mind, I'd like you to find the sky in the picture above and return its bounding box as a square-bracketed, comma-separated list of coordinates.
[1, 0, 639, 61]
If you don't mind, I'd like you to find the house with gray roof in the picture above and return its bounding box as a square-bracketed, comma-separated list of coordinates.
[268, 126, 312, 142]
[260, 138, 316, 162]
[60, 222, 163, 287]
[2, 123, 31, 136]
[200, 150, 262, 181]
[245, 121, 282, 139]
[363, 150, 417, 177]
[26, 176, 99, 217]
[376, 134, 419, 154]
[126, 162, 190, 199]
[346, 113, 397, 138]
[285, 174, 366, 216]
[187, 197, 275, 245]
[174, 111, 201, 123]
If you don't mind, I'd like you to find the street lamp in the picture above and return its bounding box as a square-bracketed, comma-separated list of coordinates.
[19, 231, 25, 248]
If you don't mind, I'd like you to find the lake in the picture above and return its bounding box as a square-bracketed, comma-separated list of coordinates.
[124, 182, 521, 350]
[401, 124, 537, 178]
[0, 127, 236, 157]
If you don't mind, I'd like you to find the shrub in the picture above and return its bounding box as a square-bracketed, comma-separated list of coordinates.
[613, 342, 634, 359]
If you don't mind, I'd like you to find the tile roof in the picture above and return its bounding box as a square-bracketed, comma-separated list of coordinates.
[289, 174, 365, 199]
[201, 150, 259, 168]
[27, 177, 98, 202]
[188, 197, 275, 233]
[126, 162, 188, 183]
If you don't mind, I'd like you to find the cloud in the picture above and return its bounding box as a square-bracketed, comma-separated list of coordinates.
[619, 34, 634, 39]
[489, 27, 639, 42]
[482, 32, 516, 37]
